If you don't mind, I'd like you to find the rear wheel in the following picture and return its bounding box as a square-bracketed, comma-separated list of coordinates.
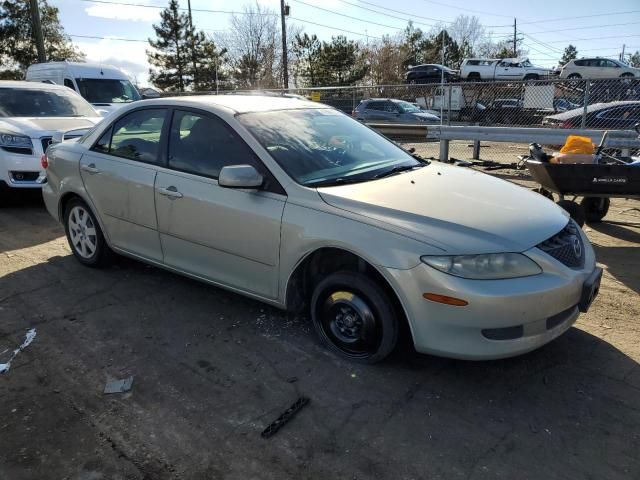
[557, 199, 585, 227]
[581, 197, 610, 223]
[64, 198, 113, 267]
[567, 73, 581, 79]
[524, 74, 539, 81]
[620, 72, 634, 78]
[311, 271, 398, 364]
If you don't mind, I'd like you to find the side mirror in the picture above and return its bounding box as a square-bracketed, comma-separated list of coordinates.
[218, 165, 263, 189]
[635, 123, 640, 134]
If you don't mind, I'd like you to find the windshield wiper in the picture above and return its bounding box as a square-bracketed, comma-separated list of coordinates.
[374, 164, 424, 179]
[306, 176, 369, 188]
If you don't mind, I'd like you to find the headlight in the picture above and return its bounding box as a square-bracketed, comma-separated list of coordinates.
[0, 133, 32, 149]
[421, 253, 542, 279]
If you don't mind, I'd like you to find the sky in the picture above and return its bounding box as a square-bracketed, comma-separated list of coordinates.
[50, 0, 640, 86]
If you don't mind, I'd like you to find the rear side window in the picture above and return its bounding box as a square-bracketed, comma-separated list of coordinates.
[573, 60, 586, 67]
[168, 110, 259, 179]
[95, 108, 167, 164]
[63, 79, 75, 89]
[366, 101, 386, 111]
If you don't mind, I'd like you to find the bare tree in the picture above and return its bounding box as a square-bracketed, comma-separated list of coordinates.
[448, 15, 485, 53]
[221, 2, 280, 89]
[366, 34, 406, 85]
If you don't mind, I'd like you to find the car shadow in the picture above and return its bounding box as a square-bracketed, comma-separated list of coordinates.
[0, 193, 64, 253]
[1, 254, 639, 479]
[589, 220, 640, 244]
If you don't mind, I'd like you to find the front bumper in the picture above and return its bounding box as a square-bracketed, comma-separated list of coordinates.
[385, 244, 597, 360]
[0, 144, 47, 190]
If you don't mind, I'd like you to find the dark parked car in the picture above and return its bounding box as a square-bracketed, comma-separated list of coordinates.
[405, 64, 457, 84]
[481, 99, 524, 124]
[353, 98, 440, 124]
[543, 101, 640, 129]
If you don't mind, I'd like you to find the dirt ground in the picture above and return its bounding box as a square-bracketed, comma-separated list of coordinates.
[1, 163, 639, 480]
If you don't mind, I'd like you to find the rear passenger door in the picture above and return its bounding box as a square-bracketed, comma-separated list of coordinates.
[154, 109, 286, 299]
[80, 108, 167, 261]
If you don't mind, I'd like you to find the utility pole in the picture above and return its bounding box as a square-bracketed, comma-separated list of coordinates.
[440, 29, 445, 126]
[513, 18, 517, 57]
[620, 44, 626, 62]
[280, 0, 289, 89]
[186, 0, 199, 90]
[29, 0, 46, 63]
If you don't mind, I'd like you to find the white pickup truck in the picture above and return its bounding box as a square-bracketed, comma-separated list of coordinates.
[460, 58, 553, 81]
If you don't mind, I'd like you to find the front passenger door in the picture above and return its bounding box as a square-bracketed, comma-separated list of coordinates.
[154, 109, 286, 299]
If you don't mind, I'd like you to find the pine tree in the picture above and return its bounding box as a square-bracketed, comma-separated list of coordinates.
[560, 45, 578, 66]
[192, 32, 227, 91]
[147, 0, 192, 91]
[318, 36, 368, 86]
[628, 51, 640, 68]
[0, 0, 84, 78]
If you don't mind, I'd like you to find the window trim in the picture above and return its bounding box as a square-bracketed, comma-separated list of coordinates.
[166, 106, 286, 196]
[89, 106, 170, 167]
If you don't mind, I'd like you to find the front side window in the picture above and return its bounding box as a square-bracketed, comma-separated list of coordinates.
[0, 88, 97, 117]
[107, 109, 167, 163]
[239, 108, 424, 187]
[168, 110, 258, 178]
[75, 79, 141, 104]
[64, 78, 75, 89]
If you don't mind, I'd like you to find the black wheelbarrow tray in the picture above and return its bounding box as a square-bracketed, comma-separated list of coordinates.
[526, 160, 640, 224]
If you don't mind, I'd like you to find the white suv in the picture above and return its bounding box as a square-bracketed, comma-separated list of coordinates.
[560, 58, 640, 79]
[0, 81, 102, 198]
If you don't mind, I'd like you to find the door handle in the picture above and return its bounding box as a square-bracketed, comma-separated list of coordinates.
[81, 163, 100, 174]
[158, 186, 183, 199]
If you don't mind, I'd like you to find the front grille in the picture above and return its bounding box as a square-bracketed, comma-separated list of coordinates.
[41, 137, 52, 153]
[537, 221, 585, 269]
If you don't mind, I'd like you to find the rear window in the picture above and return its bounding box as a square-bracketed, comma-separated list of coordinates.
[0, 88, 97, 117]
[75, 78, 141, 104]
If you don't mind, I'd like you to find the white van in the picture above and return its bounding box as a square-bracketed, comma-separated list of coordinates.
[26, 62, 141, 115]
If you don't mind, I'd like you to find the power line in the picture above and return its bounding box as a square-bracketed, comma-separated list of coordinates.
[71, 34, 147, 42]
[517, 10, 640, 26]
[526, 21, 640, 35]
[420, 0, 513, 19]
[78, 0, 279, 16]
[334, 0, 436, 30]
[351, 0, 447, 24]
[291, 0, 408, 31]
[289, 16, 382, 39]
[520, 31, 564, 53]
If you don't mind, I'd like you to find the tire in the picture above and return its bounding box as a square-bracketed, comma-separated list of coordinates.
[64, 198, 113, 267]
[620, 72, 634, 78]
[310, 271, 398, 364]
[556, 199, 585, 227]
[468, 73, 481, 81]
[524, 74, 539, 81]
[581, 197, 610, 223]
[567, 73, 581, 79]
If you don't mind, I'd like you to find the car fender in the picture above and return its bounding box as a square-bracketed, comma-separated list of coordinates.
[278, 201, 440, 305]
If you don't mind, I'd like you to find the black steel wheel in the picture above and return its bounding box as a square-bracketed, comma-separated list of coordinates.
[557, 199, 585, 227]
[64, 198, 113, 267]
[581, 197, 610, 223]
[311, 271, 398, 364]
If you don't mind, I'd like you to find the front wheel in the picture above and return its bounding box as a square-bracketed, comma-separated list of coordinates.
[64, 198, 113, 267]
[311, 271, 398, 364]
[567, 73, 581, 79]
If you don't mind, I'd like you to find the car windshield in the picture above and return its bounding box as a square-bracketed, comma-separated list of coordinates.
[239, 109, 425, 187]
[396, 101, 421, 113]
[75, 78, 141, 104]
[0, 88, 97, 117]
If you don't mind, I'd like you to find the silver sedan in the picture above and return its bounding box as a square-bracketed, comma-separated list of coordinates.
[42, 95, 601, 363]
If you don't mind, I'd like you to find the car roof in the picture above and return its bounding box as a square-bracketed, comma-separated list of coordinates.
[148, 94, 327, 114]
[546, 100, 640, 120]
[0, 80, 72, 91]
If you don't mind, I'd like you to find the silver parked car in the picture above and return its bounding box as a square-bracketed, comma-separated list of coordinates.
[42, 95, 601, 363]
[353, 98, 440, 124]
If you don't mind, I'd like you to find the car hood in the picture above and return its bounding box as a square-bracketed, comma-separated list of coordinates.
[0, 117, 102, 137]
[318, 164, 568, 254]
[412, 112, 440, 121]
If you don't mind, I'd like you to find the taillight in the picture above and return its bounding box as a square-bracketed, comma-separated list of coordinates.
[351, 110, 356, 117]
[41, 154, 48, 169]
[560, 120, 573, 129]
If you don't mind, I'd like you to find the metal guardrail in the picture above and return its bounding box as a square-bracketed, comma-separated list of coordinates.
[368, 124, 640, 160]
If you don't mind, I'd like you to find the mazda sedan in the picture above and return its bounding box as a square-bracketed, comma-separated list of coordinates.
[42, 95, 601, 363]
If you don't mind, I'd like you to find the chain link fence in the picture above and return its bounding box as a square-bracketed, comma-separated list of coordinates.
[165, 78, 640, 163]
